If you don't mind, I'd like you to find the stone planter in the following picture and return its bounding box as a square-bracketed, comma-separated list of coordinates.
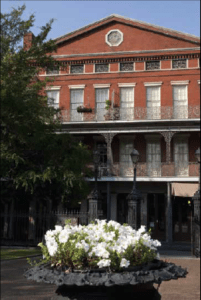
[24, 259, 187, 300]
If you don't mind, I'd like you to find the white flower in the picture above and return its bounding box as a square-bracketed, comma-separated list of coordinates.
[97, 259, 111, 268]
[46, 238, 58, 256]
[54, 225, 63, 233]
[59, 229, 69, 244]
[120, 258, 130, 268]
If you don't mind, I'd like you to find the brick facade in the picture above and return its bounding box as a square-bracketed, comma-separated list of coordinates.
[26, 14, 200, 244]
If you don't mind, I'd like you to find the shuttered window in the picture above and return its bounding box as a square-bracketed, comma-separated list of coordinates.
[174, 139, 189, 176]
[120, 87, 134, 121]
[146, 86, 161, 119]
[95, 88, 109, 121]
[146, 140, 161, 177]
[173, 85, 188, 119]
[46, 90, 60, 109]
[119, 139, 134, 176]
[70, 89, 84, 121]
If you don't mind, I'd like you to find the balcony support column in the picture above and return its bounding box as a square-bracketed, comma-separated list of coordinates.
[166, 182, 173, 244]
[160, 131, 176, 163]
[101, 133, 117, 176]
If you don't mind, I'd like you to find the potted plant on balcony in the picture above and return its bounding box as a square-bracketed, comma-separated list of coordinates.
[77, 106, 92, 113]
[24, 220, 187, 300]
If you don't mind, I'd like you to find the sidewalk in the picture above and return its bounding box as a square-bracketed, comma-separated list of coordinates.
[1, 254, 200, 300]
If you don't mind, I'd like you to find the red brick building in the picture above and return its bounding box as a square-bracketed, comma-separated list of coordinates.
[26, 14, 200, 244]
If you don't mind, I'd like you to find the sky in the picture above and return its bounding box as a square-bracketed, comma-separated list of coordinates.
[2, 1, 200, 40]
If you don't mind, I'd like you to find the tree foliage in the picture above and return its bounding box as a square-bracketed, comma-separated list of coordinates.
[1, 5, 91, 204]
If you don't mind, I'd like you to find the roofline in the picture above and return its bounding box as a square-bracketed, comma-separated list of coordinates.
[53, 14, 200, 44]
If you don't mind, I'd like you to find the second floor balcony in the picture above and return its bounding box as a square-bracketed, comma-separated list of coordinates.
[88, 161, 199, 179]
[60, 105, 200, 123]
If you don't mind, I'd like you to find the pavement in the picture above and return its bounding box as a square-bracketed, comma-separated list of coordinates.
[1, 252, 200, 300]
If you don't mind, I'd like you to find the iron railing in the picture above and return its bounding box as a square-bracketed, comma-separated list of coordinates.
[1, 210, 91, 246]
[58, 105, 200, 122]
[87, 162, 199, 178]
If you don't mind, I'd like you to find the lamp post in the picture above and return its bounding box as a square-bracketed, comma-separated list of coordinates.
[127, 149, 141, 229]
[192, 147, 200, 257]
[88, 149, 101, 223]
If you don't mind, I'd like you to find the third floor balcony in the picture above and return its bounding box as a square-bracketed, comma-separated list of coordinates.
[59, 105, 200, 123]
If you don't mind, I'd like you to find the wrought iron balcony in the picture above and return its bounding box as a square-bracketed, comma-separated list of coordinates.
[87, 162, 199, 178]
[59, 105, 200, 122]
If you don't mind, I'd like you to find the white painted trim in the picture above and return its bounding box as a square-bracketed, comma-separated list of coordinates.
[45, 86, 61, 90]
[86, 177, 199, 182]
[144, 82, 163, 86]
[171, 80, 190, 85]
[105, 29, 123, 47]
[68, 85, 86, 89]
[118, 83, 136, 87]
[93, 84, 111, 88]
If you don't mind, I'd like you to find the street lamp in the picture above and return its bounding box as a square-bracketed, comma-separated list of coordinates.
[88, 149, 101, 222]
[192, 147, 200, 258]
[93, 149, 100, 194]
[126, 148, 141, 229]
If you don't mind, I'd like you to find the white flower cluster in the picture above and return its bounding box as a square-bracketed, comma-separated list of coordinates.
[42, 220, 161, 269]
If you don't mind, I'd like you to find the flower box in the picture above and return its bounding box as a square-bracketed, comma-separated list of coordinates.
[77, 106, 92, 113]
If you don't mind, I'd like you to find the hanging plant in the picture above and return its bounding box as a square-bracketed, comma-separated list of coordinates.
[105, 100, 111, 110]
[77, 106, 92, 113]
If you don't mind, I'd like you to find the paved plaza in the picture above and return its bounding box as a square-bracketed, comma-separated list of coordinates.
[1, 253, 200, 300]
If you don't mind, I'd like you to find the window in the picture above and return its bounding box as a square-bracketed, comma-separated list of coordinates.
[172, 59, 187, 69]
[146, 86, 161, 119]
[95, 64, 109, 73]
[95, 88, 109, 121]
[146, 61, 160, 70]
[146, 139, 161, 177]
[97, 143, 107, 176]
[46, 90, 60, 108]
[70, 89, 84, 121]
[120, 62, 134, 72]
[120, 87, 134, 121]
[46, 65, 59, 75]
[172, 85, 188, 119]
[174, 138, 189, 176]
[119, 138, 134, 176]
[70, 65, 84, 74]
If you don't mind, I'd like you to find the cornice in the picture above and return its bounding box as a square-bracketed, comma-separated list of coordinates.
[31, 52, 200, 67]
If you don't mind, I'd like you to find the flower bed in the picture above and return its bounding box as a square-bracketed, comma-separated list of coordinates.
[37, 220, 161, 272]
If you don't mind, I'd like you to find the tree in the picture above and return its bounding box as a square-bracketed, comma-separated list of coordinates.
[0, 5, 91, 206]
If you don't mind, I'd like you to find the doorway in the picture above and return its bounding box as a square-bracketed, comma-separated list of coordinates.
[117, 194, 128, 224]
[172, 197, 192, 243]
[147, 194, 166, 241]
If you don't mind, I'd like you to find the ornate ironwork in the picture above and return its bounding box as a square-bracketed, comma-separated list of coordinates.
[160, 131, 177, 163]
[46, 66, 59, 74]
[107, 30, 122, 46]
[95, 64, 109, 73]
[172, 59, 187, 69]
[59, 105, 200, 122]
[71, 65, 84, 73]
[120, 62, 134, 71]
[109, 162, 199, 178]
[146, 61, 160, 70]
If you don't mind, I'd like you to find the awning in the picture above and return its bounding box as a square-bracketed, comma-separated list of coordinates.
[171, 183, 199, 197]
